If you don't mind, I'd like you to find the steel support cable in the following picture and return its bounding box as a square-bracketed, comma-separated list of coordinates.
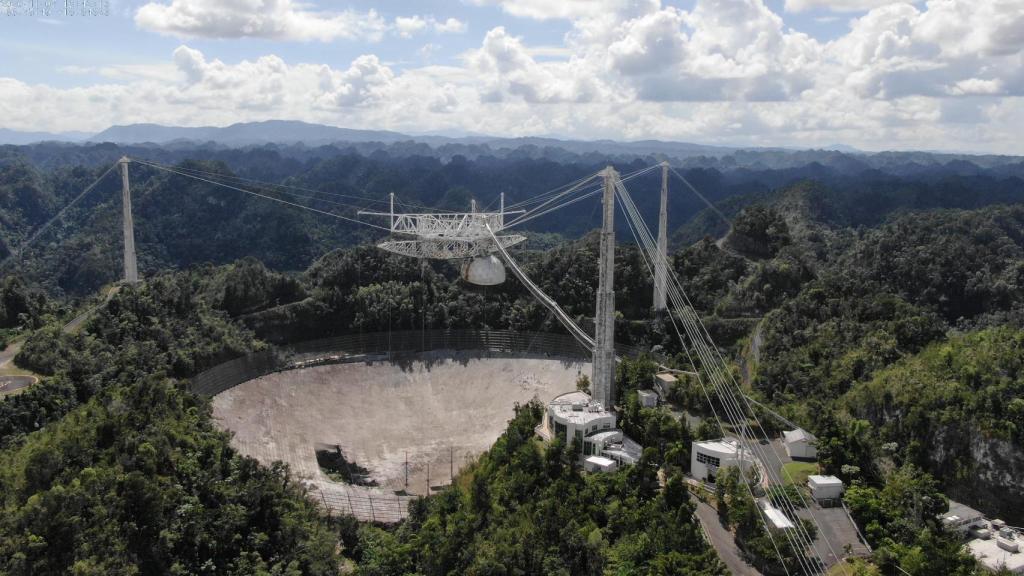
[615, 185, 805, 576]
[621, 178, 843, 570]
[504, 164, 663, 230]
[668, 166, 730, 228]
[625, 238, 818, 576]
[503, 172, 606, 210]
[617, 181, 842, 575]
[505, 165, 655, 226]
[139, 162, 393, 232]
[131, 159, 393, 214]
[503, 189, 603, 229]
[615, 181, 826, 575]
[0, 161, 119, 272]
[503, 173, 599, 228]
[625, 178, 844, 576]
[503, 164, 658, 212]
[131, 158, 443, 212]
[486, 223, 595, 352]
[616, 181, 824, 572]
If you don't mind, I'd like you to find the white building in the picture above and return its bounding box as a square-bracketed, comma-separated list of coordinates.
[637, 389, 659, 408]
[584, 456, 618, 473]
[541, 391, 642, 467]
[968, 527, 1024, 574]
[783, 428, 817, 460]
[941, 500, 986, 536]
[690, 438, 756, 482]
[807, 475, 844, 502]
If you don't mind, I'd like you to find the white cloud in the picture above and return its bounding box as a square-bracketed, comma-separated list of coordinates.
[135, 0, 388, 41]
[466, 0, 634, 20]
[320, 55, 395, 107]
[828, 0, 1024, 99]
[785, 0, 917, 13]
[598, 0, 819, 101]
[56, 65, 94, 75]
[946, 78, 1003, 96]
[395, 15, 429, 38]
[434, 17, 468, 34]
[468, 27, 604, 103]
[5, 0, 1023, 154]
[394, 15, 467, 37]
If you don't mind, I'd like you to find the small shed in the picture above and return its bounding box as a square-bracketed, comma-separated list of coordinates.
[584, 456, 618, 473]
[653, 372, 677, 398]
[783, 428, 818, 460]
[637, 389, 659, 408]
[808, 475, 844, 502]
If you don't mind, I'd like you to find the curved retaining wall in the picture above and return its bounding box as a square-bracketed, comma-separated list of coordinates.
[191, 329, 650, 397]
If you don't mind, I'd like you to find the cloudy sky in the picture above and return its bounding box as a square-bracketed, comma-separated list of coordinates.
[1, 0, 1022, 153]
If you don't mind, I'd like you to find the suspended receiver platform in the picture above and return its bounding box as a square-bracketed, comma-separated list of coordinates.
[359, 195, 526, 285]
[359, 196, 526, 260]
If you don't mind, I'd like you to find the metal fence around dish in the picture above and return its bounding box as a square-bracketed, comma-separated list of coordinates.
[315, 485, 417, 523]
[190, 329, 652, 397]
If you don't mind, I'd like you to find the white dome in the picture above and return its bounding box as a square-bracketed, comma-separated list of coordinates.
[461, 255, 506, 286]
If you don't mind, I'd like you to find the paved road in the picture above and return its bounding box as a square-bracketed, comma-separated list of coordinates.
[62, 284, 121, 334]
[763, 437, 871, 566]
[0, 339, 21, 369]
[693, 498, 764, 576]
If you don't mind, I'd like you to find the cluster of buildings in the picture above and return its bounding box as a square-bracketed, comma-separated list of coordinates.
[539, 371, 1024, 575]
[536, 390, 642, 472]
[942, 501, 1024, 574]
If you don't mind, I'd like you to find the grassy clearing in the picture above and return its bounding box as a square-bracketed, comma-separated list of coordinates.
[782, 461, 819, 486]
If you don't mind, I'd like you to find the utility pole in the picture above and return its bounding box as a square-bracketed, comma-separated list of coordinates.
[592, 166, 617, 409]
[119, 156, 139, 284]
[654, 161, 669, 314]
[404, 451, 408, 489]
[450, 446, 454, 483]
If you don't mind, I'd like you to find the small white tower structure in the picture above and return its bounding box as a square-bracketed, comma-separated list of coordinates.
[592, 167, 618, 408]
[654, 162, 669, 313]
[119, 156, 139, 284]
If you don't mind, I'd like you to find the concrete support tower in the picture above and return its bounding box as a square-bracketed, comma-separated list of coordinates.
[592, 166, 618, 408]
[654, 162, 669, 313]
[119, 156, 139, 284]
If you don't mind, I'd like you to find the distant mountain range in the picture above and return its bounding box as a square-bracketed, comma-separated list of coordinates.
[0, 120, 796, 158]
[0, 128, 91, 145]
[89, 120, 409, 147]
[4, 121, 1023, 169]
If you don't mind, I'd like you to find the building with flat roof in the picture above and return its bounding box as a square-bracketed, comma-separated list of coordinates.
[968, 530, 1024, 573]
[653, 372, 677, 398]
[584, 456, 618, 473]
[808, 475, 843, 503]
[540, 391, 641, 467]
[690, 438, 756, 482]
[941, 500, 986, 536]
